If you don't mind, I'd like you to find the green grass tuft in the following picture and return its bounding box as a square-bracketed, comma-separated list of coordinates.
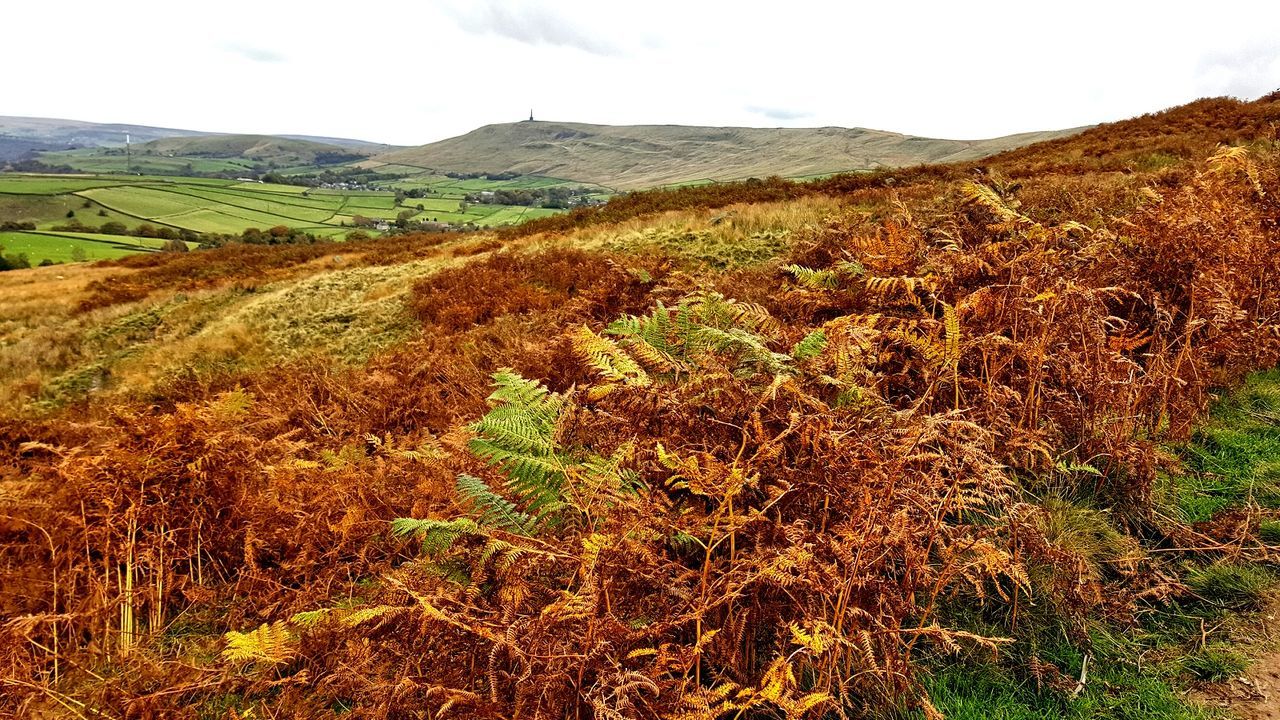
[1183, 644, 1248, 682]
[1258, 519, 1280, 544]
[922, 650, 1220, 720]
[1159, 370, 1280, 523]
[926, 372, 1280, 719]
[1185, 563, 1272, 610]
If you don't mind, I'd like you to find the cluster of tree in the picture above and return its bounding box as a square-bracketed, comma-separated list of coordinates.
[0, 248, 34, 271]
[445, 170, 521, 181]
[49, 219, 203, 242]
[41, 218, 333, 251]
[0, 221, 37, 231]
[464, 185, 594, 209]
[0, 136, 74, 163]
[272, 167, 403, 189]
[395, 187, 437, 201]
[1, 158, 76, 173]
[313, 151, 366, 166]
[202, 225, 333, 247]
[342, 211, 473, 234]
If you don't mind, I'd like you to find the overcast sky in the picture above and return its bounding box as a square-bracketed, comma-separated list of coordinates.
[6, 1, 1280, 146]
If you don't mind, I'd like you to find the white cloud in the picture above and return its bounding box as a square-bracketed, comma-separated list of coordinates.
[223, 43, 286, 64]
[1196, 42, 1280, 100]
[746, 106, 814, 122]
[3, 0, 1279, 146]
[444, 1, 620, 56]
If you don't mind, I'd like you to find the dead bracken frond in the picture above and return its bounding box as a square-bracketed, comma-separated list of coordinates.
[3, 95, 1280, 719]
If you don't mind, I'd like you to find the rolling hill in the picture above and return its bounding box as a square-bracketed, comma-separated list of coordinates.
[372, 120, 1086, 189]
[0, 115, 217, 147]
[0, 115, 390, 151]
[133, 134, 375, 164]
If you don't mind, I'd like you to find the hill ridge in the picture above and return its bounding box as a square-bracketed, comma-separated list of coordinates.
[373, 119, 1086, 188]
[0, 115, 391, 151]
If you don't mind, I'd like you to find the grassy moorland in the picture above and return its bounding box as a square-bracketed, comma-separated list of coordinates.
[369, 119, 1083, 189]
[0, 94, 1279, 719]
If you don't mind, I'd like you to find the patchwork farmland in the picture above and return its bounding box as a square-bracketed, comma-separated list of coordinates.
[0, 172, 588, 264]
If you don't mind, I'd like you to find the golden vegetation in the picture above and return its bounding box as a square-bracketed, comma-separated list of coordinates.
[1, 95, 1279, 718]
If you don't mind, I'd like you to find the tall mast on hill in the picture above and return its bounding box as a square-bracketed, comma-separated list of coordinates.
[529, 109, 534, 122]
[125, 133, 132, 174]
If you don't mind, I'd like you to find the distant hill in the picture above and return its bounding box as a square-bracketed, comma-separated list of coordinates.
[0, 116, 217, 148]
[277, 135, 392, 151]
[136, 134, 375, 165]
[0, 135, 74, 162]
[372, 120, 1086, 189]
[0, 116, 390, 151]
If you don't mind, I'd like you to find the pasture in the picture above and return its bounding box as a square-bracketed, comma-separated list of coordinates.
[0, 171, 585, 263]
[0, 230, 195, 263]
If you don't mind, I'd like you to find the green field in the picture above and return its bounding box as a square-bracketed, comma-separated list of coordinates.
[0, 172, 581, 257]
[0, 230, 198, 264]
[39, 148, 260, 176]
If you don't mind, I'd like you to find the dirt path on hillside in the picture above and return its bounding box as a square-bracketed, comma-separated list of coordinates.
[1201, 659, 1280, 718]
[1198, 608, 1280, 719]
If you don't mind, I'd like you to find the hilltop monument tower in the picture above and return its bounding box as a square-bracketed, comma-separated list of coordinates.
[529, 109, 534, 122]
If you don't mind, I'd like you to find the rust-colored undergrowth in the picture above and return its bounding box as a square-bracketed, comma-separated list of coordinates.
[2, 95, 1280, 718]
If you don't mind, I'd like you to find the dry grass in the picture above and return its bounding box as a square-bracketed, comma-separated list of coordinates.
[0, 240, 510, 411]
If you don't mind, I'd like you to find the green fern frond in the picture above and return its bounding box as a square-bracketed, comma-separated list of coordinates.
[456, 473, 536, 535]
[579, 441, 646, 498]
[790, 330, 828, 362]
[466, 370, 572, 521]
[477, 537, 528, 574]
[836, 260, 866, 277]
[684, 292, 778, 334]
[466, 439, 566, 511]
[391, 516, 482, 556]
[694, 326, 793, 374]
[606, 314, 644, 336]
[684, 291, 737, 329]
[609, 301, 676, 350]
[289, 609, 332, 628]
[486, 368, 563, 422]
[642, 300, 675, 345]
[470, 410, 556, 455]
[675, 301, 699, 342]
[608, 303, 691, 373]
[668, 530, 703, 554]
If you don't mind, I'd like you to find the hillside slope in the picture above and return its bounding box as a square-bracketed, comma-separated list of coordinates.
[0, 115, 388, 150]
[0, 116, 218, 147]
[3, 95, 1280, 719]
[136, 134, 374, 163]
[373, 120, 1084, 188]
